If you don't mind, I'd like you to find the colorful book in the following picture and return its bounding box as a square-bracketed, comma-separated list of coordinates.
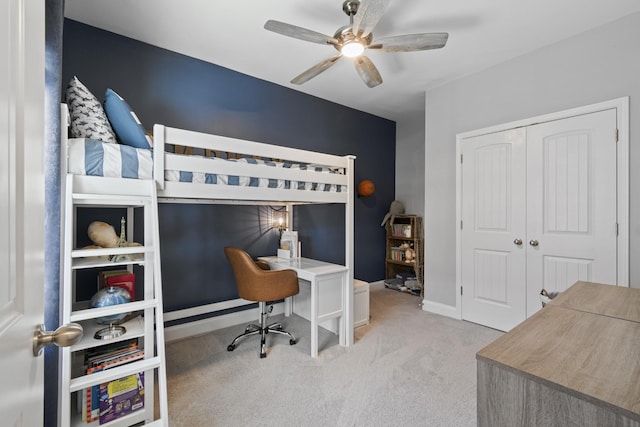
[81, 340, 138, 421]
[99, 372, 145, 424]
[84, 343, 143, 423]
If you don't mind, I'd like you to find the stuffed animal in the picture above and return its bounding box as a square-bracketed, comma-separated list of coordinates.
[380, 200, 406, 227]
[404, 246, 415, 263]
[400, 242, 415, 263]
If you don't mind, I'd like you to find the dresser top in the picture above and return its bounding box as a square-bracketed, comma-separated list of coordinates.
[548, 281, 640, 323]
[477, 282, 640, 420]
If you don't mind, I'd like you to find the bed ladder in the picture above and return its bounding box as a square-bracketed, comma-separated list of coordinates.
[59, 174, 169, 426]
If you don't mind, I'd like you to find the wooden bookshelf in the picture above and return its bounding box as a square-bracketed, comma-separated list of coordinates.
[384, 215, 424, 297]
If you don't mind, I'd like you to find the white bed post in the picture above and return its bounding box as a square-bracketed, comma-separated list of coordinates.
[286, 202, 294, 238]
[153, 124, 165, 190]
[345, 155, 356, 347]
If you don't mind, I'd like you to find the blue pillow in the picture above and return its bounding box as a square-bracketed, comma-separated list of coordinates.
[104, 88, 152, 149]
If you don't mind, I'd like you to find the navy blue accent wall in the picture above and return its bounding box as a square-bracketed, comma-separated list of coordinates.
[62, 20, 395, 315]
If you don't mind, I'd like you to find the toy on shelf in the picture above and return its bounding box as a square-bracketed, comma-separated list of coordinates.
[83, 218, 141, 261]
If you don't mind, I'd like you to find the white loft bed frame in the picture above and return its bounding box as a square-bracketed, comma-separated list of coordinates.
[61, 104, 356, 347]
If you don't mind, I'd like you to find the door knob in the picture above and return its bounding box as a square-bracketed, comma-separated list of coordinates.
[529, 239, 539, 247]
[514, 238, 523, 246]
[33, 323, 83, 357]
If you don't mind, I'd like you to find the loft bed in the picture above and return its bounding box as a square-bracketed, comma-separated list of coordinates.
[154, 125, 353, 205]
[60, 102, 356, 346]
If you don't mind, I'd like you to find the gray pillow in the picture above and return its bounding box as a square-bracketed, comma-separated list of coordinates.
[65, 76, 117, 143]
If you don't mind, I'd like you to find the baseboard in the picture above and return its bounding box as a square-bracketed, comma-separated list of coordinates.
[421, 298, 459, 319]
[163, 298, 253, 322]
[369, 280, 386, 289]
[164, 302, 284, 342]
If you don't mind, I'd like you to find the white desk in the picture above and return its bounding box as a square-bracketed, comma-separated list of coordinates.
[258, 256, 348, 358]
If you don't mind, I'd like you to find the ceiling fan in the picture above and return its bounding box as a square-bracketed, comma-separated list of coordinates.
[264, 0, 449, 88]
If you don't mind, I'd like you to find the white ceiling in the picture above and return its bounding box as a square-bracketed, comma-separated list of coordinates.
[64, 0, 640, 121]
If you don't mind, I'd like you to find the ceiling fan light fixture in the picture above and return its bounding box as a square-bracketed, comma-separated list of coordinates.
[341, 41, 364, 57]
[264, 0, 449, 87]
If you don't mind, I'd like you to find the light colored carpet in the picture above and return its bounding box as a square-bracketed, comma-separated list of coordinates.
[165, 284, 503, 426]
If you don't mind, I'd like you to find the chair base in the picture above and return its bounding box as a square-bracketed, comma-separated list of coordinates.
[227, 301, 297, 358]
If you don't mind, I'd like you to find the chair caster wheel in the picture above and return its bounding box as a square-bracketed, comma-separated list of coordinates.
[290, 339, 297, 345]
[227, 345, 235, 352]
[260, 353, 266, 359]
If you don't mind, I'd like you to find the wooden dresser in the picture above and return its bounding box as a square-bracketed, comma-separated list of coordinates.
[476, 281, 640, 427]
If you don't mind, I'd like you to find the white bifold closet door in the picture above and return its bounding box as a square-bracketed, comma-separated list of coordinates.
[460, 109, 618, 331]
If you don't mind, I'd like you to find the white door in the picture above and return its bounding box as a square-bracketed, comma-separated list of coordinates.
[460, 109, 619, 331]
[525, 110, 618, 316]
[460, 129, 527, 331]
[0, 0, 46, 425]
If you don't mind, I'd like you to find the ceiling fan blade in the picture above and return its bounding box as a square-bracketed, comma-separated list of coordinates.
[352, 0, 391, 38]
[291, 55, 343, 85]
[265, 20, 339, 45]
[353, 55, 382, 88]
[369, 33, 449, 52]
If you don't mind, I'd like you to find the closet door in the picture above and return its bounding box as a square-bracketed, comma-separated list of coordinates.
[460, 129, 527, 331]
[525, 109, 618, 316]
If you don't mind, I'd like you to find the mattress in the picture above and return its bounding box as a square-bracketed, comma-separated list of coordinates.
[67, 138, 153, 179]
[68, 139, 345, 192]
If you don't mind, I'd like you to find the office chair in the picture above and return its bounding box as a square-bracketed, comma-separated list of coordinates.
[224, 246, 299, 358]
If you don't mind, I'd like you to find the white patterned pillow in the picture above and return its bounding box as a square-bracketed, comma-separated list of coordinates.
[65, 76, 117, 143]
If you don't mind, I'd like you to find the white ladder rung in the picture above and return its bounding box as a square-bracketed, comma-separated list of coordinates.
[69, 357, 162, 392]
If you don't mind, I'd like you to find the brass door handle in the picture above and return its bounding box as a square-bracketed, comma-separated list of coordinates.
[529, 239, 539, 247]
[514, 238, 523, 246]
[33, 323, 83, 357]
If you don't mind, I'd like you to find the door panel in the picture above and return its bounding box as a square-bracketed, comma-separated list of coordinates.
[543, 133, 590, 233]
[542, 256, 592, 293]
[461, 129, 526, 331]
[473, 250, 509, 304]
[0, 0, 45, 424]
[526, 110, 617, 316]
[476, 145, 510, 230]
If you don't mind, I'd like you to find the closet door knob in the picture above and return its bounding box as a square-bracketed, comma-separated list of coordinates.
[514, 238, 523, 246]
[529, 239, 539, 247]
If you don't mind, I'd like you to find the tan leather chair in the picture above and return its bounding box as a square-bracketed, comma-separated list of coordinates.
[224, 246, 299, 358]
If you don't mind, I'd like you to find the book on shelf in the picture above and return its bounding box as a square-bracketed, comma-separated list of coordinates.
[98, 270, 135, 301]
[99, 372, 145, 425]
[81, 340, 144, 423]
[390, 224, 412, 238]
[389, 246, 404, 262]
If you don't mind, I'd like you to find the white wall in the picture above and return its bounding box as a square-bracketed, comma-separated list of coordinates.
[423, 12, 640, 307]
[395, 95, 425, 217]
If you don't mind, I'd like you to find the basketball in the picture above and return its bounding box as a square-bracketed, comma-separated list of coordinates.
[358, 180, 375, 197]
